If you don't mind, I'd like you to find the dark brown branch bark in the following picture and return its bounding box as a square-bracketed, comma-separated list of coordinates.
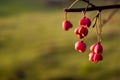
[64, 4, 120, 12]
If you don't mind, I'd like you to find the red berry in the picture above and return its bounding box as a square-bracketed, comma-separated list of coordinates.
[90, 43, 97, 52]
[78, 26, 88, 37]
[75, 41, 86, 53]
[74, 27, 80, 34]
[89, 52, 95, 62]
[77, 34, 84, 39]
[62, 20, 73, 31]
[74, 26, 88, 39]
[93, 53, 103, 63]
[94, 43, 103, 54]
[79, 17, 91, 28]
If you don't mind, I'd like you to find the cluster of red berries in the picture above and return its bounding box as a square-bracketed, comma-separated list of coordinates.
[74, 16, 91, 53]
[89, 42, 103, 63]
[74, 17, 103, 63]
[62, 0, 105, 63]
[62, 11, 103, 63]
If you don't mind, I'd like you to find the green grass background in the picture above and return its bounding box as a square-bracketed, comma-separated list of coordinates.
[0, 0, 120, 80]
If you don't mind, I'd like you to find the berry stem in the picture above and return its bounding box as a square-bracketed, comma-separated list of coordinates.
[95, 17, 99, 42]
[98, 11, 102, 43]
[82, 2, 90, 17]
[84, 2, 90, 16]
[91, 12, 99, 28]
[99, 11, 102, 33]
[92, 12, 99, 22]
[82, 11, 85, 17]
[64, 12, 68, 20]
[95, 11, 101, 43]
[92, 16, 97, 28]
[81, 38, 84, 41]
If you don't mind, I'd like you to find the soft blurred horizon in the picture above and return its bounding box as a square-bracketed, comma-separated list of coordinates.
[0, 0, 120, 80]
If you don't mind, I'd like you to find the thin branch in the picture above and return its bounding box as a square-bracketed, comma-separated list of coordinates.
[102, 9, 119, 27]
[68, 0, 80, 9]
[101, 0, 120, 27]
[82, 0, 96, 8]
[64, 4, 120, 12]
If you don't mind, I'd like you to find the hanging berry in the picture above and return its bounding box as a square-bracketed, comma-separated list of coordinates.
[62, 20, 73, 31]
[62, 12, 73, 31]
[89, 42, 103, 63]
[75, 41, 86, 53]
[89, 52, 95, 62]
[88, 11, 103, 63]
[79, 17, 91, 28]
[93, 53, 103, 63]
[94, 42, 103, 54]
[74, 26, 88, 39]
[90, 43, 98, 52]
[90, 42, 103, 54]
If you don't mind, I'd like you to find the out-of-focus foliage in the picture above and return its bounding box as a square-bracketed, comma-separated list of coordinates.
[0, 0, 120, 80]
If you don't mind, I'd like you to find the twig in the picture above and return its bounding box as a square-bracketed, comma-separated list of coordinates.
[64, 4, 120, 12]
[101, 0, 120, 27]
[82, 0, 96, 8]
[68, 0, 80, 9]
[102, 9, 119, 27]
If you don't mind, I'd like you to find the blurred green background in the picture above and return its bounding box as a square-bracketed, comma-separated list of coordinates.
[0, 0, 120, 80]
